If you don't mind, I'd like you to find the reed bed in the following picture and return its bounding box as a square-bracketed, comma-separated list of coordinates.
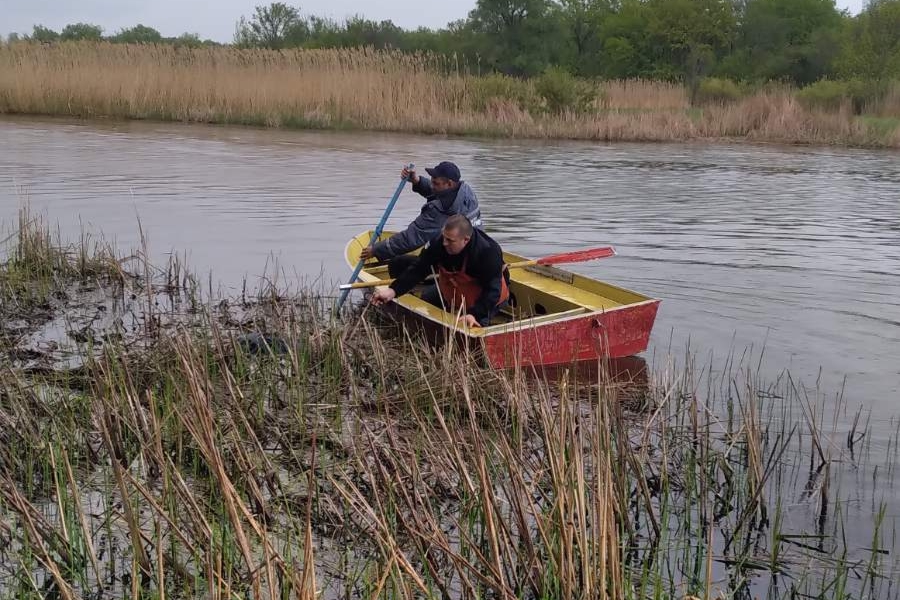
[1, 41, 898, 147]
[602, 79, 689, 110]
[871, 81, 900, 118]
[1, 212, 899, 599]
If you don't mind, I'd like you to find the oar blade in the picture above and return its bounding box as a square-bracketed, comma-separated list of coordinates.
[535, 246, 616, 266]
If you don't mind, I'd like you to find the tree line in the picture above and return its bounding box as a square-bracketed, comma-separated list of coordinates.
[7, 0, 900, 86]
[5, 23, 212, 48]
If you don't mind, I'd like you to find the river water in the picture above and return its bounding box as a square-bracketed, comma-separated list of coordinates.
[1, 116, 898, 409]
[2, 115, 900, 591]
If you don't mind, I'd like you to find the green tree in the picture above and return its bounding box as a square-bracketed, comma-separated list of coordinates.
[468, 0, 561, 75]
[30, 25, 60, 43]
[721, 0, 844, 83]
[235, 2, 307, 48]
[601, 36, 641, 78]
[111, 24, 163, 44]
[400, 26, 445, 53]
[60, 23, 104, 41]
[597, 0, 654, 78]
[173, 32, 205, 48]
[342, 16, 405, 48]
[304, 16, 341, 47]
[644, 0, 737, 82]
[558, 0, 615, 75]
[399, 19, 486, 72]
[835, 0, 900, 79]
[303, 15, 406, 49]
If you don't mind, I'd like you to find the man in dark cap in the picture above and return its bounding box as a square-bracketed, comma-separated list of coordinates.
[360, 161, 483, 277]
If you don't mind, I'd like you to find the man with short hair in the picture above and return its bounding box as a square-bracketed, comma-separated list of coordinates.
[371, 214, 509, 328]
[360, 161, 483, 277]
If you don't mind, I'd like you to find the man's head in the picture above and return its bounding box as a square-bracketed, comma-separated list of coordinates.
[441, 214, 473, 255]
[426, 161, 461, 193]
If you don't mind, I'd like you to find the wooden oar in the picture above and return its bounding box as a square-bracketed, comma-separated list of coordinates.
[338, 245, 616, 290]
[336, 163, 414, 309]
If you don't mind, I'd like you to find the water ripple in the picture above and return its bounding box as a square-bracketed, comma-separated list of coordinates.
[2, 115, 898, 413]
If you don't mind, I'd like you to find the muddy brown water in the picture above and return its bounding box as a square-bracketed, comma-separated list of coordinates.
[2, 116, 900, 563]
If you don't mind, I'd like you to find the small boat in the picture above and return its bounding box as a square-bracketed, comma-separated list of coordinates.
[344, 231, 660, 369]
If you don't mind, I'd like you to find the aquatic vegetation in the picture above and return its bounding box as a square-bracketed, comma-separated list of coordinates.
[1, 212, 898, 599]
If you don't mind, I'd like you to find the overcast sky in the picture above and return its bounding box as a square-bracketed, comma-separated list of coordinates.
[6, 0, 866, 43]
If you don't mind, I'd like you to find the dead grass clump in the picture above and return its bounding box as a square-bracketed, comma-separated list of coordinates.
[863, 80, 900, 118]
[602, 78, 690, 111]
[485, 97, 534, 125]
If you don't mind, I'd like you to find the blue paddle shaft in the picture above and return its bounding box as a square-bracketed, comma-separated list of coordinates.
[337, 163, 414, 310]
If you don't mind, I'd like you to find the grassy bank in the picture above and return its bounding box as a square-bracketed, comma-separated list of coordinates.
[1, 211, 899, 599]
[1, 41, 899, 148]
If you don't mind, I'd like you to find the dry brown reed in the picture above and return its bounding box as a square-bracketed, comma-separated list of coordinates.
[602, 79, 689, 110]
[702, 89, 872, 145]
[873, 81, 900, 117]
[1, 41, 898, 147]
[3, 214, 900, 599]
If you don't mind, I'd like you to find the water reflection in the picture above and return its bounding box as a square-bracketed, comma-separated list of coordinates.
[522, 355, 649, 390]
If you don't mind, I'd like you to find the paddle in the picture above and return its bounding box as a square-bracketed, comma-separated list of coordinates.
[336, 162, 414, 310]
[338, 245, 616, 290]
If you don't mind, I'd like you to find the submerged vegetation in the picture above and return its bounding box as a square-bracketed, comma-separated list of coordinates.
[1, 211, 899, 599]
[1, 42, 899, 147]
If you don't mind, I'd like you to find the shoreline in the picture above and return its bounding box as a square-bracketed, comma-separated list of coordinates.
[4, 110, 898, 153]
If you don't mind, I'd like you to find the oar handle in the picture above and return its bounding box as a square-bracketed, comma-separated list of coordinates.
[340, 278, 399, 290]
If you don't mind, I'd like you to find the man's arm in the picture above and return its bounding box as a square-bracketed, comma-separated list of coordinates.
[371, 219, 429, 260]
[369, 174, 437, 260]
[412, 176, 433, 197]
[389, 243, 439, 297]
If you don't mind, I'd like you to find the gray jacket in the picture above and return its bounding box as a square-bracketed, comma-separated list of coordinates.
[372, 178, 483, 260]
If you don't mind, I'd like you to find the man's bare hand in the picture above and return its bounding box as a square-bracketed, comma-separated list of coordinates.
[371, 288, 396, 306]
[401, 166, 419, 185]
[359, 246, 375, 260]
[458, 314, 481, 328]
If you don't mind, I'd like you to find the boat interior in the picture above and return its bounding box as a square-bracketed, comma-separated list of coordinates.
[349, 231, 652, 332]
[361, 258, 646, 328]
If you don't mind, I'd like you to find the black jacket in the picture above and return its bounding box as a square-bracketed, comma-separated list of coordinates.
[390, 228, 507, 324]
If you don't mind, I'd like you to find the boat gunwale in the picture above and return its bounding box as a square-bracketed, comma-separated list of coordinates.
[380, 297, 661, 338]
